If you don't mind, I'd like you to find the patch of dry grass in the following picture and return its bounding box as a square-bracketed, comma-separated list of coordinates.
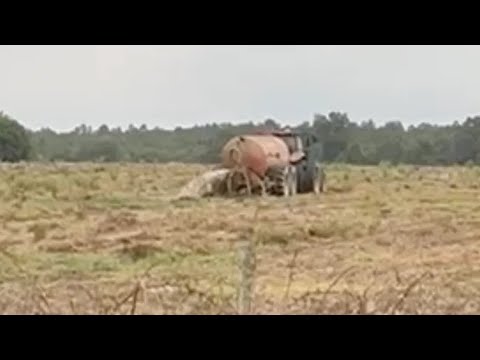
[1, 162, 480, 314]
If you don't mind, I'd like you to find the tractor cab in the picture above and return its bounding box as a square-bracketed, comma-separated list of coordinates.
[271, 129, 322, 162]
[271, 129, 302, 153]
[273, 128, 325, 194]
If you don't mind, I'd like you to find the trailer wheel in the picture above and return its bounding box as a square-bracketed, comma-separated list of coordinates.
[266, 165, 290, 197]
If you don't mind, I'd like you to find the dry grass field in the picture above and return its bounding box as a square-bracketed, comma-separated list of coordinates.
[1, 162, 480, 314]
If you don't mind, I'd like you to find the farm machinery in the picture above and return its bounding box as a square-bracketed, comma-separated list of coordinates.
[177, 128, 326, 199]
[220, 128, 326, 197]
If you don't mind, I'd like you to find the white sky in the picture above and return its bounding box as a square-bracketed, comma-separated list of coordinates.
[1, 45, 480, 132]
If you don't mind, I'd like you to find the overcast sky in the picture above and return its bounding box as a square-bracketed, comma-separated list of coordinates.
[1, 45, 480, 132]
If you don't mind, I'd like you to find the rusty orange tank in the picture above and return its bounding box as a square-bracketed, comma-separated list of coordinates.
[221, 135, 290, 178]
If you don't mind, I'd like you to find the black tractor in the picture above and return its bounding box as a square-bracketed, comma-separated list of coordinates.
[271, 129, 326, 194]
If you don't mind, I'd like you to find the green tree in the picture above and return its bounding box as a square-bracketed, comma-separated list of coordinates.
[341, 143, 367, 164]
[0, 112, 32, 162]
[74, 138, 124, 162]
[26, 112, 480, 166]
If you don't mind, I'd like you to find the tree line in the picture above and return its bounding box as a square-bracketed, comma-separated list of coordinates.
[2, 110, 480, 166]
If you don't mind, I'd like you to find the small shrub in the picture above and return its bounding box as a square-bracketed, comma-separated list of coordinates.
[465, 160, 475, 168]
[368, 223, 379, 235]
[28, 223, 48, 242]
[328, 184, 353, 193]
[256, 229, 290, 245]
[380, 207, 392, 217]
[43, 180, 58, 199]
[121, 244, 158, 262]
[89, 178, 101, 191]
[109, 171, 119, 182]
[307, 221, 348, 240]
[307, 224, 335, 239]
[75, 205, 87, 220]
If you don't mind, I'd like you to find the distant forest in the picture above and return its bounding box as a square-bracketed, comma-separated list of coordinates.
[3, 111, 480, 165]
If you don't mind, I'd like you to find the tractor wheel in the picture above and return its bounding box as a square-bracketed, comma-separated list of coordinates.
[288, 165, 298, 196]
[281, 166, 290, 197]
[313, 165, 326, 195]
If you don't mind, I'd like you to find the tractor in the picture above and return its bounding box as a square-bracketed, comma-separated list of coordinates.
[271, 129, 326, 195]
[221, 128, 326, 197]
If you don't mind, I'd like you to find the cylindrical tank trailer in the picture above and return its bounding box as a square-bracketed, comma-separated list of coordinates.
[177, 130, 325, 199]
[220, 134, 299, 196]
[221, 135, 291, 178]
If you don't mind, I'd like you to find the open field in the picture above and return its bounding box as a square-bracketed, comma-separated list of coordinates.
[1, 162, 480, 314]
